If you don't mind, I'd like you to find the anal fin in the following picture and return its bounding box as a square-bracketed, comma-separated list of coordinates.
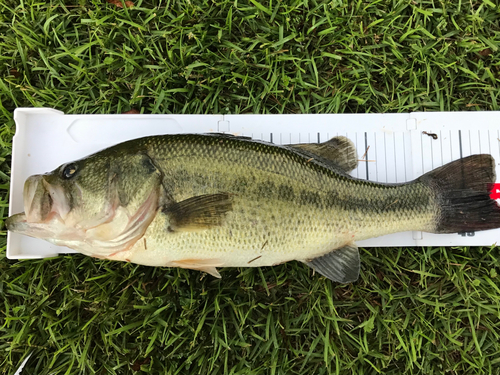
[306, 244, 360, 283]
[170, 258, 224, 278]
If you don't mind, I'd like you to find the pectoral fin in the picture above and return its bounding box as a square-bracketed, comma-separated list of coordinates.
[306, 243, 360, 283]
[170, 258, 224, 278]
[163, 193, 233, 232]
[290, 136, 358, 173]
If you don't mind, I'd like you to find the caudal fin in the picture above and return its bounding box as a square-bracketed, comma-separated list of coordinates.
[419, 154, 500, 234]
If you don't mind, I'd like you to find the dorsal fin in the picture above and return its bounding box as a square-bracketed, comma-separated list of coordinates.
[289, 136, 358, 173]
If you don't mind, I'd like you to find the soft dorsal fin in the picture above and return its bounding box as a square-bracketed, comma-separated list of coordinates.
[163, 193, 233, 232]
[305, 243, 360, 283]
[290, 136, 358, 173]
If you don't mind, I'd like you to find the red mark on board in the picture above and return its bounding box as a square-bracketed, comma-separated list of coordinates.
[489, 183, 500, 203]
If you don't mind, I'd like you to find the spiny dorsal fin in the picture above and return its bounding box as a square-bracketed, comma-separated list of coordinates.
[290, 136, 358, 173]
[306, 243, 360, 283]
[163, 193, 233, 232]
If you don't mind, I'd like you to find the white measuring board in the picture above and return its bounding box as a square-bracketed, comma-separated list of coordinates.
[6, 108, 500, 259]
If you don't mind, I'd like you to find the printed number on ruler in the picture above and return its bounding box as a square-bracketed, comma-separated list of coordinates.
[458, 231, 475, 237]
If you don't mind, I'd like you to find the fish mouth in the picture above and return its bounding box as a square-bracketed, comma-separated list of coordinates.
[23, 175, 70, 223]
[6, 174, 72, 240]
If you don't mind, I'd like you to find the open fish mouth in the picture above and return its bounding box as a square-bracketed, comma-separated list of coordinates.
[6, 174, 86, 243]
[23, 175, 71, 224]
[6, 175, 72, 239]
[6, 174, 80, 241]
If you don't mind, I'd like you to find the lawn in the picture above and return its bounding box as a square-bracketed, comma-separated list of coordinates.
[1, 0, 500, 374]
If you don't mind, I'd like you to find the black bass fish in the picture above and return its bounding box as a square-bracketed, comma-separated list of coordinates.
[6, 134, 500, 283]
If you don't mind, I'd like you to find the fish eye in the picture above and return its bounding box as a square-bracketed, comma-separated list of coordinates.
[62, 163, 78, 179]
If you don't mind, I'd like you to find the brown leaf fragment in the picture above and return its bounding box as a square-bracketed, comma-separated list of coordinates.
[122, 108, 140, 114]
[107, 0, 134, 8]
[10, 69, 20, 78]
[131, 358, 150, 371]
[479, 48, 492, 57]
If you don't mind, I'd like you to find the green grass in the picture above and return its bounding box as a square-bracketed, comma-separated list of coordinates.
[1, 0, 500, 374]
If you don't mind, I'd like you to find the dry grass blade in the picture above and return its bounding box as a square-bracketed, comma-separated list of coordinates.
[106, 0, 134, 9]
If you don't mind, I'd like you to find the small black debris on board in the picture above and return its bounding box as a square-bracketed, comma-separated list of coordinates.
[422, 131, 438, 140]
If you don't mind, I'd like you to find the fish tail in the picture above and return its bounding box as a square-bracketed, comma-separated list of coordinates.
[419, 154, 500, 233]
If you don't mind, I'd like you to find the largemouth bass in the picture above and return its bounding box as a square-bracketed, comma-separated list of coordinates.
[6, 134, 500, 283]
